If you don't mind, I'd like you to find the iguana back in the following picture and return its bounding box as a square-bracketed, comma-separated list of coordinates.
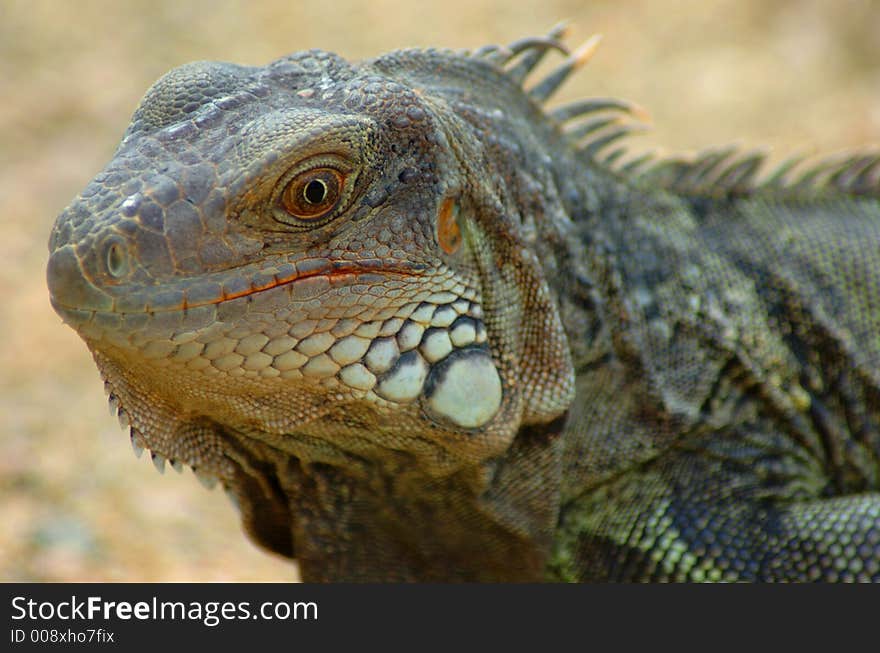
[46, 28, 880, 581]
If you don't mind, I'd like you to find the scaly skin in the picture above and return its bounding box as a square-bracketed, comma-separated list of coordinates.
[47, 31, 880, 581]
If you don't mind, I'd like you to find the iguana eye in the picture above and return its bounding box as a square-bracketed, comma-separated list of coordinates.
[281, 167, 344, 220]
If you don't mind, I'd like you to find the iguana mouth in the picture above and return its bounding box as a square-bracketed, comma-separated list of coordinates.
[48, 244, 427, 316]
[168, 258, 428, 311]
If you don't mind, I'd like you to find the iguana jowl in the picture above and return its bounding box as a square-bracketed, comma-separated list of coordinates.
[46, 28, 880, 581]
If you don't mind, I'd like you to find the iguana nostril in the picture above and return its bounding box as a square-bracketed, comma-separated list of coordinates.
[104, 238, 129, 279]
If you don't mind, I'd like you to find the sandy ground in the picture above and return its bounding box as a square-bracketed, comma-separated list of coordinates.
[1, 0, 878, 582]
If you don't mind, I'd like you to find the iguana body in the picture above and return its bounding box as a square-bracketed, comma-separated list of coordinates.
[47, 30, 880, 581]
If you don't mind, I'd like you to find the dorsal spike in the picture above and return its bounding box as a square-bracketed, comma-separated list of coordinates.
[638, 156, 692, 186]
[476, 44, 512, 65]
[473, 44, 507, 59]
[791, 156, 841, 189]
[550, 97, 646, 124]
[506, 36, 569, 60]
[828, 154, 880, 194]
[617, 145, 880, 199]
[712, 152, 766, 191]
[602, 147, 628, 167]
[504, 22, 570, 84]
[580, 123, 645, 157]
[565, 116, 620, 142]
[618, 151, 656, 175]
[846, 155, 880, 195]
[528, 34, 602, 104]
[761, 154, 808, 187]
[760, 151, 880, 197]
[480, 30, 879, 201]
[828, 155, 873, 184]
[675, 146, 739, 189]
[506, 40, 567, 84]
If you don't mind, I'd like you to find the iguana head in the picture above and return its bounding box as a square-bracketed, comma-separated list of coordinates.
[47, 41, 577, 489]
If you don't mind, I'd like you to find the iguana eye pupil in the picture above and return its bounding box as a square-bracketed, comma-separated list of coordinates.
[303, 179, 327, 204]
[281, 167, 343, 220]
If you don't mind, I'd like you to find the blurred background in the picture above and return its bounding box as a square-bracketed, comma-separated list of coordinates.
[1, 0, 878, 581]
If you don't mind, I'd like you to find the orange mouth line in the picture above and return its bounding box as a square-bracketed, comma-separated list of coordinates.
[176, 259, 425, 311]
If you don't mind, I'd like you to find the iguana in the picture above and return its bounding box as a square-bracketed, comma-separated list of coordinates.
[46, 27, 880, 581]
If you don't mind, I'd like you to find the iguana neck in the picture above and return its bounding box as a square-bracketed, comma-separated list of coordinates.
[212, 412, 569, 581]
